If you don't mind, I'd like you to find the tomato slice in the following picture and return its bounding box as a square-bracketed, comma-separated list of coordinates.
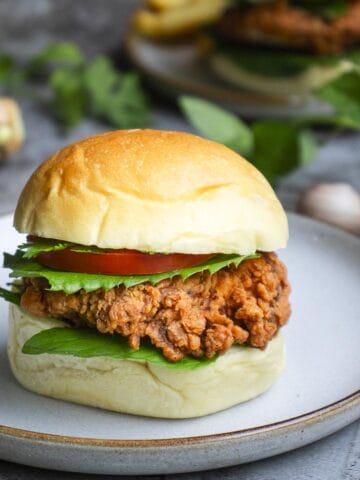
[35, 247, 215, 275]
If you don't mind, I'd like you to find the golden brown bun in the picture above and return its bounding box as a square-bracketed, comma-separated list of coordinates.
[14, 129, 288, 254]
[8, 305, 285, 418]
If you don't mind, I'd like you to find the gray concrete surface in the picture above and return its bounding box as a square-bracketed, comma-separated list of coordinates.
[0, 1, 359, 478]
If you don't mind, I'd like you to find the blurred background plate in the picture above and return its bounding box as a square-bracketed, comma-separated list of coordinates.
[125, 32, 334, 120]
[0, 212, 359, 475]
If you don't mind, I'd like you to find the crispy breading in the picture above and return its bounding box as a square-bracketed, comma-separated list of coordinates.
[219, 1, 360, 54]
[20, 253, 291, 362]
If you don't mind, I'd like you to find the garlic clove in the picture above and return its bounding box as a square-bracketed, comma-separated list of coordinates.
[0, 97, 25, 161]
[298, 183, 360, 235]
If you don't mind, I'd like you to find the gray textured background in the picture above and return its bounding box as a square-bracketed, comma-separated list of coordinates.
[0, 1, 359, 478]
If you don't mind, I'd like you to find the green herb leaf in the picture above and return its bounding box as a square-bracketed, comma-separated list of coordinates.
[22, 327, 216, 369]
[49, 67, 86, 127]
[179, 95, 321, 182]
[82, 56, 150, 128]
[0, 53, 25, 92]
[4, 252, 257, 294]
[293, 0, 348, 20]
[0, 41, 150, 130]
[314, 71, 360, 129]
[103, 72, 150, 129]
[179, 95, 253, 156]
[0, 54, 14, 83]
[347, 50, 360, 66]
[221, 48, 312, 78]
[252, 121, 318, 183]
[27, 42, 85, 78]
[0, 287, 21, 306]
[218, 46, 350, 78]
[297, 129, 318, 166]
[82, 56, 119, 116]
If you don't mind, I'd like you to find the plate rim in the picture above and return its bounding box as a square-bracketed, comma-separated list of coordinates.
[1, 211, 359, 448]
[123, 31, 333, 118]
[0, 392, 359, 447]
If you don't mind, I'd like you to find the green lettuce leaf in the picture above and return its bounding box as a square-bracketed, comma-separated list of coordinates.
[219, 46, 356, 78]
[22, 327, 216, 370]
[19, 239, 73, 259]
[0, 287, 21, 305]
[4, 252, 258, 294]
[18, 239, 107, 258]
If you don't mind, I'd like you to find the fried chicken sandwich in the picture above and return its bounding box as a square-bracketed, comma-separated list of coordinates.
[204, 0, 360, 97]
[1, 129, 291, 418]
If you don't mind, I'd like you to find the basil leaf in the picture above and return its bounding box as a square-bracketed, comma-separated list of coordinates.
[218, 46, 348, 78]
[4, 252, 258, 294]
[252, 121, 318, 183]
[179, 95, 253, 156]
[297, 129, 318, 166]
[314, 71, 360, 128]
[22, 327, 216, 370]
[178, 93, 322, 183]
[0, 287, 21, 306]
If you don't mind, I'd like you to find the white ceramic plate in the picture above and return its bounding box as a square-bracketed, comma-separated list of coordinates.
[0, 212, 359, 475]
[125, 33, 333, 119]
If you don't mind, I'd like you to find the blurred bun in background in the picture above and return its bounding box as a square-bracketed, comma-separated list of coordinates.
[133, 0, 226, 39]
[133, 0, 360, 101]
[203, 0, 360, 98]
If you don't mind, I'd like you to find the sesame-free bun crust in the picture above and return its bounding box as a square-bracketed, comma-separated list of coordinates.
[8, 304, 285, 418]
[14, 129, 288, 254]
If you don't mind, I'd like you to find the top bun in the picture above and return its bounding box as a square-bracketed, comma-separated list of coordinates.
[14, 129, 288, 254]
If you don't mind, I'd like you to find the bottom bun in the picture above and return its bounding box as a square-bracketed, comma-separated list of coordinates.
[209, 52, 354, 97]
[8, 304, 285, 418]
